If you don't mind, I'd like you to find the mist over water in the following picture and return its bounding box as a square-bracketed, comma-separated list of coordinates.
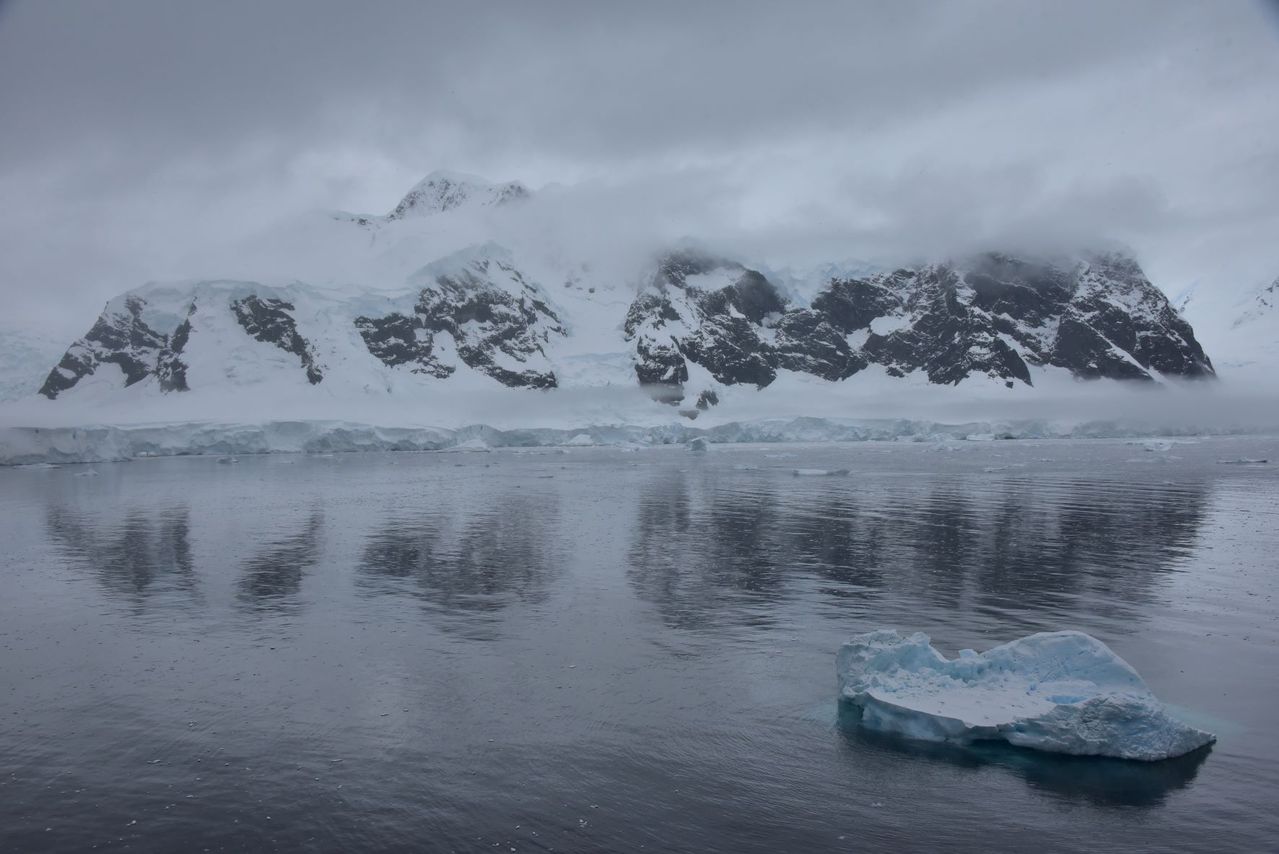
[3, 438, 1277, 852]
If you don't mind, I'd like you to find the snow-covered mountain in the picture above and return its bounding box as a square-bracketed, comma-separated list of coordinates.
[36, 244, 576, 405]
[13, 172, 1223, 431]
[624, 249, 1210, 408]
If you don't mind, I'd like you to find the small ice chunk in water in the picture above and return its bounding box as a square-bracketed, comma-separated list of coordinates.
[793, 468, 849, 477]
[687, 437, 709, 454]
[836, 629, 1215, 761]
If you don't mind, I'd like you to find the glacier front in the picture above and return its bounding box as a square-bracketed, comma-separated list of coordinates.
[836, 629, 1215, 761]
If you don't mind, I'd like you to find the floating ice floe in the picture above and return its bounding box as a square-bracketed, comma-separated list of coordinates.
[793, 468, 850, 477]
[1129, 438, 1198, 453]
[837, 629, 1215, 761]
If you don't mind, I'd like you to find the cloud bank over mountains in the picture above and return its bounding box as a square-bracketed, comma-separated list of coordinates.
[1, 0, 1277, 339]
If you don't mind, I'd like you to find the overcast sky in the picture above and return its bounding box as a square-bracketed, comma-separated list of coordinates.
[2, 0, 1278, 337]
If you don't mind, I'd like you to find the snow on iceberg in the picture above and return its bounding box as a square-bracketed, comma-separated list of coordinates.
[837, 629, 1215, 761]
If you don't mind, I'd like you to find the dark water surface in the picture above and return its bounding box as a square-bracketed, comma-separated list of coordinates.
[2, 437, 1277, 853]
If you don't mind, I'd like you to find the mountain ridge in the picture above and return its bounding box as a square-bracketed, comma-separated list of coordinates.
[21, 172, 1220, 423]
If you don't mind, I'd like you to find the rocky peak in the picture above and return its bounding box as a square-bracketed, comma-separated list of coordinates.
[625, 252, 790, 402]
[230, 295, 324, 384]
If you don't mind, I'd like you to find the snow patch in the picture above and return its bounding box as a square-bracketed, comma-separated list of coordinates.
[869, 315, 910, 336]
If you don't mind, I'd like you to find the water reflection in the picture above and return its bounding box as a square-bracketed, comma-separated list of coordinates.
[358, 494, 560, 634]
[628, 471, 1209, 628]
[627, 476, 790, 629]
[45, 505, 196, 605]
[782, 495, 896, 594]
[836, 702, 1210, 808]
[237, 510, 324, 612]
[1029, 479, 1206, 608]
[6, 446, 1275, 851]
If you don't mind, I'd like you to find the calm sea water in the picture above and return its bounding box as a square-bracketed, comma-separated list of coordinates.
[2, 437, 1277, 853]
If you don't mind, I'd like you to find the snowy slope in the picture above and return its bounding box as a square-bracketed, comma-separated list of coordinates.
[1221, 277, 1279, 375]
[1177, 275, 1278, 383]
[0, 327, 63, 402]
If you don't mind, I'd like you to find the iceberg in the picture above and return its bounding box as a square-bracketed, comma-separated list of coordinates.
[837, 629, 1215, 761]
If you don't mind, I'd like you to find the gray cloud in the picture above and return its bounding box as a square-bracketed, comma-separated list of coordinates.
[2, 0, 1278, 337]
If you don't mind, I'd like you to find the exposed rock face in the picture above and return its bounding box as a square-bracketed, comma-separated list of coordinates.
[624, 250, 1214, 402]
[40, 296, 190, 399]
[156, 316, 193, 392]
[40, 285, 328, 399]
[230, 296, 323, 384]
[773, 309, 866, 381]
[623, 252, 786, 403]
[354, 313, 455, 379]
[356, 254, 565, 389]
[1048, 253, 1213, 380]
[38, 254, 568, 399]
[856, 263, 1034, 386]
